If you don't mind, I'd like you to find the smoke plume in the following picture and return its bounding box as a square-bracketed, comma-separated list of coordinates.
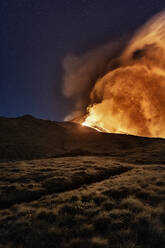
[63, 11, 165, 138]
[63, 41, 125, 120]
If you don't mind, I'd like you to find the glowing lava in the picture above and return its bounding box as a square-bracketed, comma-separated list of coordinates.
[82, 11, 165, 138]
[82, 120, 109, 132]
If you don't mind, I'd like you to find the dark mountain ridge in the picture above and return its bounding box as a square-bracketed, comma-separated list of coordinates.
[0, 115, 165, 163]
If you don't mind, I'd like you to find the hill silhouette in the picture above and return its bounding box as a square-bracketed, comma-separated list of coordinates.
[0, 115, 165, 164]
[0, 116, 165, 248]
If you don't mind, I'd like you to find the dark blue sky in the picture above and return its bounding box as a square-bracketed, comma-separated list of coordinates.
[0, 0, 165, 121]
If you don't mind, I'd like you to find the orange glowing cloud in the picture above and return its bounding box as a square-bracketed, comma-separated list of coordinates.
[64, 11, 165, 138]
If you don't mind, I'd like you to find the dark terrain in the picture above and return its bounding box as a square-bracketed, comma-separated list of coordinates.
[0, 115, 165, 248]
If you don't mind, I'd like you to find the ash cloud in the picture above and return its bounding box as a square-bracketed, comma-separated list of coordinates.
[62, 40, 125, 120]
[63, 11, 165, 138]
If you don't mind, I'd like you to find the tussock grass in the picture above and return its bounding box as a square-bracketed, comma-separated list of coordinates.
[0, 156, 165, 247]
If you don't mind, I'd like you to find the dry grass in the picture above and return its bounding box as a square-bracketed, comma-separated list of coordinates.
[0, 116, 165, 247]
[0, 156, 165, 248]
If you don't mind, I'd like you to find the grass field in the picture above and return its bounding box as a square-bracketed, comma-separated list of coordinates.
[0, 116, 165, 247]
[0, 155, 165, 248]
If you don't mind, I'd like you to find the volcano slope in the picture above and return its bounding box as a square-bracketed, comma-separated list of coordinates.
[0, 116, 165, 248]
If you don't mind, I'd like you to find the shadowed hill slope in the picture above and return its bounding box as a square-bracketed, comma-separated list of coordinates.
[0, 115, 165, 163]
[1, 116, 165, 248]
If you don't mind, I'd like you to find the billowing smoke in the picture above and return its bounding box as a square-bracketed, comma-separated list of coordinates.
[63, 11, 165, 138]
[63, 41, 125, 120]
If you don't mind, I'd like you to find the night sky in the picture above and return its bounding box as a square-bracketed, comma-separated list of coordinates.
[1, 0, 165, 121]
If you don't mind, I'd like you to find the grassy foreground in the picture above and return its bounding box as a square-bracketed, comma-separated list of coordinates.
[0, 155, 165, 248]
